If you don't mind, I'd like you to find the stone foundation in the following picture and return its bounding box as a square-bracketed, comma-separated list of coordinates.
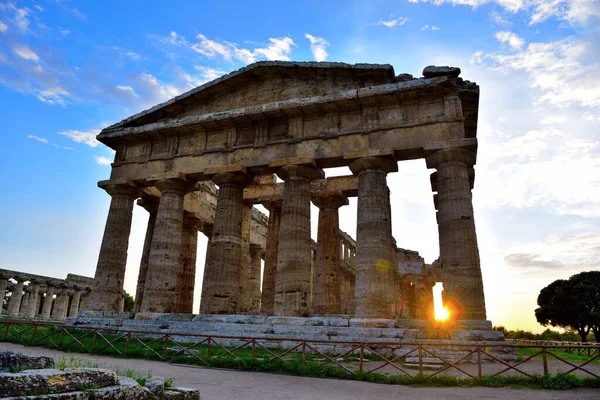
[71, 313, 516, 362]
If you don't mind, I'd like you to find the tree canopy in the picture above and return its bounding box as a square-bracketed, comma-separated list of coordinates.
[535, 271, 600, 342]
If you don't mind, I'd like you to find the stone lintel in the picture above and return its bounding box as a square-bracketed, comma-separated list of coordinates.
[343, 148, 395, 162]
[97, 179, 142, 198]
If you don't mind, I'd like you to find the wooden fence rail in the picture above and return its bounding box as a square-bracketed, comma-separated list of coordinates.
[1, 320, 599, 380]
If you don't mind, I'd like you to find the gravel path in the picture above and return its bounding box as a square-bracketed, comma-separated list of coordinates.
[1, 342, 598, 400]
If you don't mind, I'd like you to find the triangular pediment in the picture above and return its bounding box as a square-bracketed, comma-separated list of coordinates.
[108, 61, 395, 130]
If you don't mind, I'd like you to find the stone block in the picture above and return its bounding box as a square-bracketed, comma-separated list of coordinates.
[0, 350, 54, 372]
[192, 313, 268, 324]
[134, 313, 194, 322]
[0, 368, 119, 397]
[165, 387, 201, 400]
[144, 376, 164, 398]
[349, 318, 395, 328]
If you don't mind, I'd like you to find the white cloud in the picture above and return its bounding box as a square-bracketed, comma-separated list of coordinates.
[540, 115, 566, 125]
[58, 27, 70, 36]
[192, 34, 233, 60]
[0, 21, 7, 32]
[470, 50, 484, 64]
[486, 38, 600, 107]
[94, 155, 112, 166]
[13, 45, 39, 62]
[27, 134, 47, 143]
[37, 87, 69, 105]
[495, 31, 525, 50]
[253, 37, 296, 61]
[305, 34, 329, 62]
[116, 85, 138, 98]
[377, 17, 408, 27]
[58, 129, 101, 147]
[421, 24, 440, 30]
[408, 0, 600, 25]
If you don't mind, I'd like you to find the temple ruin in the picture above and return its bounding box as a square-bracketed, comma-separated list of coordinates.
[74, 61, 499, 344]
[0, 269, 93, 321]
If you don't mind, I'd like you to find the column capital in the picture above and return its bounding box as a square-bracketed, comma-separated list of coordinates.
[212, 172, 252, 188]
[250, 243, 265, 258]
[155, 178, 195, 194]
[312, 191, 348, 209]
[99, 182, 142, 198]
[349, 156, 397, 175]
[138, 196, 160, 213]
[262, 199, 283, 211]
[183, 213, 204, 230]
[276, 165, 324, 181]
[426, 148, 476, 169]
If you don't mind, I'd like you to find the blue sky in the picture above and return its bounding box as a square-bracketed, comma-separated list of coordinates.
[1, 0, 599, 331]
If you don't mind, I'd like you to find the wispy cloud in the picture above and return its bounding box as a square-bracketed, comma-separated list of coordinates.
[305, 34, 329, 62]
[27, 134, 48, 143]
[421, 24, 440, 31]
[13, 45, 39, 62]
[94, 155, 112, 166]
[495, 31, 525, 50]
[58, 129, 101, 147]
[0, 21, 7, 32]
[377, 17, 408, 28]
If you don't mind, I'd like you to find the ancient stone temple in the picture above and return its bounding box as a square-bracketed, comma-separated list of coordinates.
[0, 269, 93, 321]
[78, 61, 499, 345]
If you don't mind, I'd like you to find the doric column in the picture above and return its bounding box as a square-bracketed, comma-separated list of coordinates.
[349, 156, 397, 319]
[68, 289, 82, 318]
[313, 192, 348, 315]
[87, 184, 140, 311]
[51, 289, 67, 320]
[79, 291, 90, 311]
[134, 197, 159, 313]
[260, 200, 281, 314]
[236, 204, 253, 313]
[7, 280, 24, 316]
[25, 283, 40, 318]
[426, 148, 486, 320]
[141, 178, 193, 313]
[35, 292, 42, 315]
[41, 285, 55, 319]
[200, 172, 251, 314]
[0, 277, 7, 311]
[274, 164, 324, 317]
[248, 244, 265, 312]
[174, 214, 200, 313]
[20, 290, 31, 316]
[118, 295, 125, 312]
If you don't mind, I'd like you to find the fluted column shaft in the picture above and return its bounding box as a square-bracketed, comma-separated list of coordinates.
[350, 157, 397, 319]
[200, 173, 251, 314]
[141, 179, 191, 313]
[25, 284, 40, 317]
[174, 215, 200, 313]
[236, 205, 253, 313]
[68, 290, 82, 318]
[88, 185, 139, 311]
[0, 278, 7, 310]
[51, 291, 68, 319]
[274, 165, 323, 317]
[260, 201, 281, 314]
[427, 148, 486, 320]
[41, 285, 55, 319]
[8, 281, 24, 316]
[313, 194, 348, 315]
[20, 291, 31, 315]
[134, 198, 159, 313]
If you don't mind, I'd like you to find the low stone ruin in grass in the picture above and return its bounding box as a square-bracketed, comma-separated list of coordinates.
[0, 350, 200, 399]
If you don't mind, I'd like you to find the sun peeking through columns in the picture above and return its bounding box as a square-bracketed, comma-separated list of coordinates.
[433, 282, 449, 321]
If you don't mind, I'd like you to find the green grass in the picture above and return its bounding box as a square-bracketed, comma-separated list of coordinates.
[2, 322, 600, 390]
[517, 347, 600, 364]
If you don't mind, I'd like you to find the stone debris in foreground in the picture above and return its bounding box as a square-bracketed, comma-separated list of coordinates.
[0, 350, 200, 399]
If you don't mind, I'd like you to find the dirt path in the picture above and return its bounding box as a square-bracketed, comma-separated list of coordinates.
[1, 342, 598, 400]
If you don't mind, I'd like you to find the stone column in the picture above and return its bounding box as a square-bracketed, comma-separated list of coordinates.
[20, 290, 31, 316]
[200, 173, 251, 314]
[426, 148, 486, 320]
[51, 290, 67, 320]
[35, 291, 42, 315]
[68, 289, 82, 318]
[79, 291, 90, 311]
[236, 204, 253, 313]
[0, 277, 7, 311]
[248, 244, 265, 312]
[174, 214, 200, 314]
[87, 184, 140, 311]
[118, 295, 125, 312]
[274, 164, 324, 317]
[141, 179, 192, 313]
[349, 156, 397, 319]
[7, 280, 24, 316]
[313, 192, 348, 315]
[260, 201, 281, 315]
[41, 285, 55, 319]
[134, 197, 159, 313]
[25, 283, 40, 318]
